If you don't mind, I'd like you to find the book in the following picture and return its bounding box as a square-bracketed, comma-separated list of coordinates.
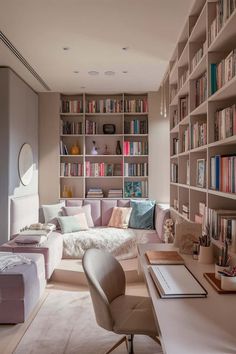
[145, 251, 184, 265]
[149, 264, 207, 298]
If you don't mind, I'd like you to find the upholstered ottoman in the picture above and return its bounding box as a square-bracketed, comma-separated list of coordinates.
[0, 253, 46, 324]
[0, 233, 63, 279]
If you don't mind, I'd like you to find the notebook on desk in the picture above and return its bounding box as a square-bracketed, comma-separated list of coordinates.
[145, 250, 184, 265]
[149, 264, 207, 298]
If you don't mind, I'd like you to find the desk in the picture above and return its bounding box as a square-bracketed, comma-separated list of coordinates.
[138, 243, 236, 354]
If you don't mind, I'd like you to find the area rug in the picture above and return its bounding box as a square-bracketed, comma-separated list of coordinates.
[14, 290, 163, 354]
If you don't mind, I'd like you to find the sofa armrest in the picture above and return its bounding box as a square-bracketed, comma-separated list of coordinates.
[155, 203, 170, 242]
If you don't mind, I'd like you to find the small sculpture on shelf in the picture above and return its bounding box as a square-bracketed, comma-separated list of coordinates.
[163, 218, 174, 243]
[70, 142, 80, 155]
[116, 140, 122, 155]
[91, 141, 98, 155]
[103, 144, 110, 155]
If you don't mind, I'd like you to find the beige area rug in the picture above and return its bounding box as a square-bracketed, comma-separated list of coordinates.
[14, 290, 163, 354]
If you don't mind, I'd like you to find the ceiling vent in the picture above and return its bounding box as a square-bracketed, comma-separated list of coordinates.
[0, 30, 50, 91]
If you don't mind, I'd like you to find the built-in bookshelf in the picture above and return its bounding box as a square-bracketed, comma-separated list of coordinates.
[59, 93, 149, 199]
[168, 0, 236, 256]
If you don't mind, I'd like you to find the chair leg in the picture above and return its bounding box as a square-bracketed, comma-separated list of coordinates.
[104, 336, 127, 354]
[126, 334, 134, 354]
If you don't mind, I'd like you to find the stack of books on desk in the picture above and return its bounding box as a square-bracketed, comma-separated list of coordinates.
[86, 188, 104, 198]
[107, 189, 123, 198]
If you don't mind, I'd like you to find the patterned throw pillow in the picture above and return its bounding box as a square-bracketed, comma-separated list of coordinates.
[129, 200, 155, 230]
[58, 214, 89, 234]
[108, 207, 132, 229]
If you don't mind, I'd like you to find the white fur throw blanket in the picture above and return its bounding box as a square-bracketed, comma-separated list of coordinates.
[62, 227, 149, 260]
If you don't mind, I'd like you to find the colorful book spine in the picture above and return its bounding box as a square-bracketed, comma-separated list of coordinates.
[210, 154, 236, 193]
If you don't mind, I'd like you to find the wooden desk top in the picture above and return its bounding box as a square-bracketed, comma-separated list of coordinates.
[138, 243, 236, 354]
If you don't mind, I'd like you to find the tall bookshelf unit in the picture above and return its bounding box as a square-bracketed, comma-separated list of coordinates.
[59, 93, 149, 199]
[168, 0, 236, 254]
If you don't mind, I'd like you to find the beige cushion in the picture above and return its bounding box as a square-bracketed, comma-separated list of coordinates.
[110, 295, 157, 336]
[108, 207, 132, 229]
[62, 205, 94, 227]
[58, 213, 89, 234]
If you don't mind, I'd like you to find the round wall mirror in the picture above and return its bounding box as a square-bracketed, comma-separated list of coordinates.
[18, 143, 34, 186]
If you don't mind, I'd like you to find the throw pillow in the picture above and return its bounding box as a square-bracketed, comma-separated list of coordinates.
[62, 204, 94, 227]
[129, 200, 155, 230]
[42, 203, 64, 228]
[58, 213, 89, 234]
[108, 207, 132, 229]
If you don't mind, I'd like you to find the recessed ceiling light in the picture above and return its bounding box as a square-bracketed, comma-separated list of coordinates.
[63, 47, 70, 51]
[73, 70, 79, 74]
[122, 70, 128, 74]
[104, 71, 115, 76]
[88, 71, 99, 76]
[122, 46, 129, 51]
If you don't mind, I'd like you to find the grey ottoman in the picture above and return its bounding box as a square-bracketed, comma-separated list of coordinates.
[0, 253, 46, 323]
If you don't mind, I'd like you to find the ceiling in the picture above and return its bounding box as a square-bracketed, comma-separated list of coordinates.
[0, 0, 194, 93]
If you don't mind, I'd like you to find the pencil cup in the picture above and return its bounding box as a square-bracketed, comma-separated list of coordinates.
[215, 264, 230, 280]
[221, 275, 236, 291]
[198, 244, 214, 264]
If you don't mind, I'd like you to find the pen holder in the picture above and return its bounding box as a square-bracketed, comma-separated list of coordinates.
[221, 275, 236, 291]
[198, 244, 214, 264]
[215, 264, 230, 280]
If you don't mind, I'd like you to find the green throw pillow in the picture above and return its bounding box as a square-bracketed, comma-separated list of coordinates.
[129, 200, 155, 230]
[58, 214, 89, 234]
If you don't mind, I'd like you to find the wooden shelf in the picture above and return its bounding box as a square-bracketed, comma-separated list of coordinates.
[189, 53, 207, 80]
[124, 112, 149, 115]
[208, 75, 236, 102]
[85, 112, 123, 116]
[60, 113, 83, 116]
[190, 100, 207, 115]
[208, 190, 236, 200]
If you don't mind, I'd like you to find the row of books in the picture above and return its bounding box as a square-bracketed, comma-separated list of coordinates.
[124, 163, 148, 177]
[195, 72, 207, 107]
[214, 104, 236, 141]
[182, 127, 190, 152]
[209, 0, 236, 46]
[179, 96, 188, 120]
[210, 49, 236, 95]
[208, 207, 236, 245]
[60, 140, 69, 155]
[60, 163, 83, 177]
[171, 163, 178, 183]
[85, 162, 122, 177]
[60, 120, 83, 135]
[87, 188, 104, 198]
[124, 98, 148, 113]
[123, 141, 148, 155]
[179, 68, 189, 89]
[210, 154, 236, 193]
[124, 119, 148, 134]
[85, 120, 97, 135]
[172, 138, 179, 155]
[124, 181, 148, 198]
[61, 99, 83, 114]
[107, 189, 123, 198]
[191, 121, 207, 149]
[86, 99, 123, 113]
[191, 41, 207, 72]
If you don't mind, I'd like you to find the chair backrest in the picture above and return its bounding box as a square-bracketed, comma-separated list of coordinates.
[82, 249, 126, 331]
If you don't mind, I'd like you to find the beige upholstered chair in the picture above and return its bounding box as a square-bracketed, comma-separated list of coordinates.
[82, 249, 161, 354]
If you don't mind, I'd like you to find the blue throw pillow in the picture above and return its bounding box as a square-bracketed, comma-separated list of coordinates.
[129, 200, 155, 230]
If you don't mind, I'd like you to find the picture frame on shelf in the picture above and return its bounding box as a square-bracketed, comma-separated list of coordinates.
[196, 159, 206, 188]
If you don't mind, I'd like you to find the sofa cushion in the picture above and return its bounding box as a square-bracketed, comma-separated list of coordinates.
[83, 199, 101, 226]
[41, 203, 64, 227]
[129, 200, 155, 230]
[155, 204, 170, 241]
[108, 207, 132, 229]
[62, 205, 94, 227]
[101, 199, 118, 226]
[58, 214, 89, 234]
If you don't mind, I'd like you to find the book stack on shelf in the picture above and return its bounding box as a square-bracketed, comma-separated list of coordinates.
[87, 188, 104, 198]
[107, 189, 123, 198]
[214, 104, 236, 141]
[61, 99, 83, 113]
[124, 119, 148, 134]
[124, 97, 148, 113]
[210, 154, 236, 193]
[59, 92, 149, 199]
[208, 208, 236, 245]
[124, 162, 148, 177]
[124, 181, 148, 198]
[61, 120, 83, 135]
[195, 72, 207, 107]
[86, 98, 123, 113]
[60, 162, 83, 177]
[191, 121, 207, 148]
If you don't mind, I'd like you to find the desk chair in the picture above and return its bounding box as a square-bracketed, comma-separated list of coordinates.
[82, 249, 161, 354]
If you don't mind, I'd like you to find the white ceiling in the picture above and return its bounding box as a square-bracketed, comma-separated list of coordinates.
[0, 0, 194, 93]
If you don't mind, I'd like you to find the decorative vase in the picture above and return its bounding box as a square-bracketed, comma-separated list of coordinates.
[91, 141, 98, 155]
[198, 244, 214, 264]
[67, 187, 73, 198]
[70, 143, 80, 155]
[62, 185, 69, 198]
[116, 140, 122, 155]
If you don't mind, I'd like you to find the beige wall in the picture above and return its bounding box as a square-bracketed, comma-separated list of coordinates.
[39, 93, 60, 204]
[38, 91, 170, 205]
[148, 91, 170, 203]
